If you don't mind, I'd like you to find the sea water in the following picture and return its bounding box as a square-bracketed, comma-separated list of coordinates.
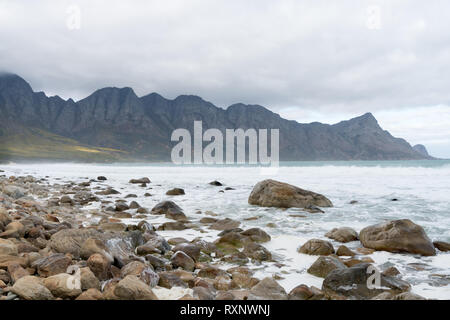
[2, 160, 450, 299]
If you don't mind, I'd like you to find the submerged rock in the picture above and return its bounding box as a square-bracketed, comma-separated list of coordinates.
[248, 179, 332, 209]
[359, 219, 436, 256]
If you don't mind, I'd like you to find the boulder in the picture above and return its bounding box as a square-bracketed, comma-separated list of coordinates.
[171, 251, 195, 271]
[359, 219, 436, 256]
[0, 238, 18, 256]
[307, 256, 347, 278]
[76, 288, 103, 300]
[240, 228, 271, 243]
[12, 276, 54, 300]
[43, 273, 82, 299]
[80, 267, 100, 290]
[173, 243, 201, 261]
[322, 263, 411, 299]
[166, 188, 185, 196]
[129, 177, 151, 184]
[33, 253, 72, 277]
[7, 262, 29, 283]
[80, 238, 113, 262]
[0, 221, 25, 238]
[298, 239, 335, 256]
[158, 271, 188, 289]
[87, 253, 111, 281]
[433, 241, 450, 252]
[248, 179, 333, 208]
[120, 261, 159, 287]
[325, 227, 359, 243]
[48, 228, 102, 258]
[288, 285, 325, 300]
[210, 218, 240, 231]
[151, 201, 187, 221]
[114, 275, 158, 300]
[243, 242, 272, 261]
[248, 277, 288, 300]
[336, 245, 356, 257]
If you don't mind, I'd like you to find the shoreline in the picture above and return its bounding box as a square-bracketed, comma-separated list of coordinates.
[0, 166, 449, 300]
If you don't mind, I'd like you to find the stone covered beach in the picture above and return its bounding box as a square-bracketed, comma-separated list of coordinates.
[0, 169, 449, 300]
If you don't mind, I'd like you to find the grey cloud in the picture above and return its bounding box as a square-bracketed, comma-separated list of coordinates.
[0, 0, 450, 156]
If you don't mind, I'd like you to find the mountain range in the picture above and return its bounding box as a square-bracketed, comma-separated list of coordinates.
[0, 73, 432, 162]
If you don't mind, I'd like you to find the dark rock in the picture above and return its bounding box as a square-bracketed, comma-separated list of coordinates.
[166, 188, 185, 196]
[209, 181, 223, 186]
[171, 251, 195, 271]
[97, 176, 107, 181]
[248, 179, 333, 209]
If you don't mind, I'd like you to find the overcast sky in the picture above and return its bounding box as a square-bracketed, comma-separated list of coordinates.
[1, 0, 449, 158]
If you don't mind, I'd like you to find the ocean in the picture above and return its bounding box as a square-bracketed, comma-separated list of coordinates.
[2, 160, 450, 299]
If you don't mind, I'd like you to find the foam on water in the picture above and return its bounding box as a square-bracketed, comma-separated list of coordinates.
[2, 161, 450, 299]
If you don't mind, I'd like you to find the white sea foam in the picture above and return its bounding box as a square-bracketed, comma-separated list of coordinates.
[2, 161, 449, 299]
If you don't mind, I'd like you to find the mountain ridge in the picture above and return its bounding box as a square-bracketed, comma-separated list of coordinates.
[0, 73, 433, 162]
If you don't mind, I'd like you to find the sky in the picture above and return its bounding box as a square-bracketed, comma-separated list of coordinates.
[0, 0, 449, 158]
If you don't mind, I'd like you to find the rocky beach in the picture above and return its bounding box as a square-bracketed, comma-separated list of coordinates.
[0, 163, 449, 300]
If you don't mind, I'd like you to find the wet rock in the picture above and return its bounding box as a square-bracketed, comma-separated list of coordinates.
[193, 286, 214, 300]
[80, 238, 113, 262]
[307, 256, 347, 278]
[288, 285, 325, 300]
[99, 222, 127, 232]
[151, 201, 187, 221]
[120, 261, 159, 287]
[48, 228, 102, 258]
[43, 273, 82, 299]
[60, 195, 74, 205]
[113, 212, 132, 219]
[76, 288, 104, 300]
[200, 217, 218, 224]
[166, 188, 185, 196]
[215, 231, 246, 249]
[129, 178, 151, 184]
[0, 255, 28, 268]
[248, 179, 333, 209]
[210, 218, 240, 231]
[114, 275, 158, 300]
[359, 219, 436, 256]
[325, 227, 359, 243]
[7, 262, 29, 283]
[96, 188, 120, 195]
[129, 201, 140, 209]
[143, 235, 171, 254]
[433, 241, 450, 252]
[322, 263, 411, 299]
[158, 271, 188, 288]
[209, 181, 223, 186]
[241, 228, 271, 243]
[115, 203, 129, 212]
[197, 266, 228, 279]
[97, 176, 107, 181]
[12, 276, 54, 300]
[336, 245, 356, 257]
[158, 221, 187, 231]
[298, 239, 335, 256]
[3, 186, 26, 199]
[136, 244, 161, 255]
[215, 291, 235, 300]
[171, 251, 195, 271]
[173, 243, 201, 261]
[145, 255, 168, 271]
[248, 277, 288, 300]
[382, 266, 401, 277]
[0, 221, 25, 238]
[80, 267, 100, 290]
[0, 239, 18, 256]
[136, 207, 148, 214]
[87, 253, 111, 281]
[242, 242, 272, 261]
[33, 253, 72, 277]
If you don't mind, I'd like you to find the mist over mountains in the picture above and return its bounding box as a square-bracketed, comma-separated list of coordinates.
[0, 73, 432, 162]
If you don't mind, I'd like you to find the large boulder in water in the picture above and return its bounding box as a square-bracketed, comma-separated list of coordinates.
[248, 179, 332, 209]
[359, 219, 436, 256]
[322, 263, 411, 299]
